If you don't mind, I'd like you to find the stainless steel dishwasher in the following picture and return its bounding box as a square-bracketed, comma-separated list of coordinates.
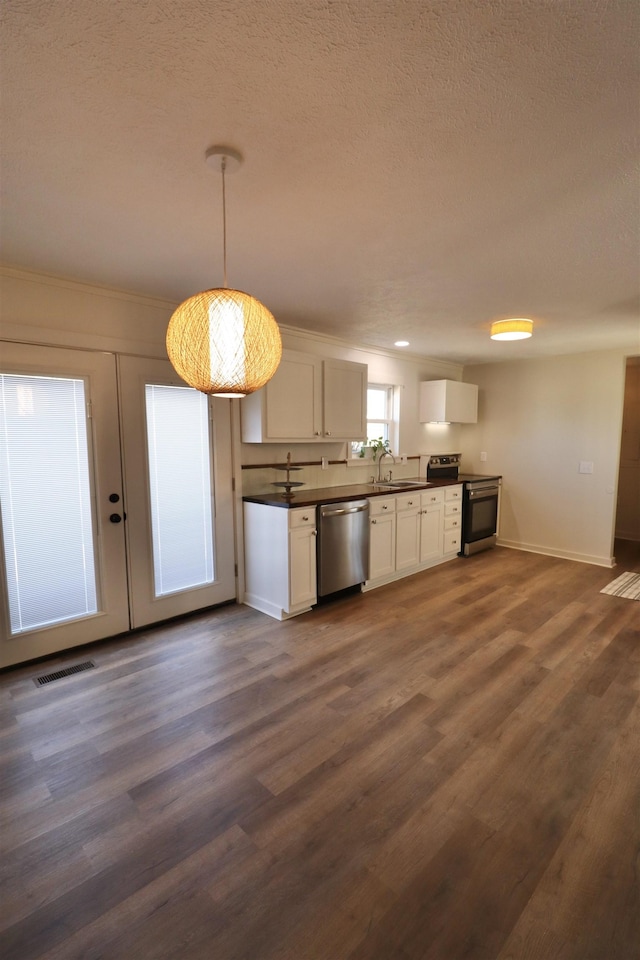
[317, 499, 369, 597]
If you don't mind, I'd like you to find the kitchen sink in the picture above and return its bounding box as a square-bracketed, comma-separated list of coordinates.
[370, 480, 430, 488]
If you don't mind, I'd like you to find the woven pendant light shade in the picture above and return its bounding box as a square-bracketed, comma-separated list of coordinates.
[166, 287, 282, 397]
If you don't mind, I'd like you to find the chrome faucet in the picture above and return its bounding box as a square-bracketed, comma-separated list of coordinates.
[377, 450, 396, 482]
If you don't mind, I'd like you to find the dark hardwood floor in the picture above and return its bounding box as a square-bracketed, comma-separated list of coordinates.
[1, 543, 639, 960]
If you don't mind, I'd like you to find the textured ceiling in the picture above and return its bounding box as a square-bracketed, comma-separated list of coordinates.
[1, 0, 639, 364]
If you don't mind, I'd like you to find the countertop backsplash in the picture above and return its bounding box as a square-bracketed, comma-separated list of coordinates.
[240, 457, 423, 498]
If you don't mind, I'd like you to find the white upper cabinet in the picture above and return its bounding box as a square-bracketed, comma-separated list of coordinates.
[241, 350, 367, 442]
[419, 379, 478, 423]
[322, 358, 367, 440]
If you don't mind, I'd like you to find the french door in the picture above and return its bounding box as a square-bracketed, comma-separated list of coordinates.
[0, 343, 236, 669]
[117, 355, 235, 628]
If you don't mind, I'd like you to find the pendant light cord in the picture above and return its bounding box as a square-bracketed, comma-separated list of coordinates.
[221, 155, 228, 289]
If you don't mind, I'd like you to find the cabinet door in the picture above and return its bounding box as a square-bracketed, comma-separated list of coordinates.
[396, 506, 421, 571]
[420, 503, 443, 563]
[369, 513, 396, 580]
[266, 353, 321, 439]
[241, 351, 322, 441]
[322, 358, 367, 440]
[289, 527, 317, 608]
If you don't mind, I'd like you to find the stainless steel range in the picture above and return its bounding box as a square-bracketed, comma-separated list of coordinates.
[427, 454, 502, 556]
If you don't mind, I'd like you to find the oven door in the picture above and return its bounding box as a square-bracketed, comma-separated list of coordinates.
[461, 481, 500, 555]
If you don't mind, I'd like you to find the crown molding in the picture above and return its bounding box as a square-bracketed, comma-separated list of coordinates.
[0, 264, 177, 310]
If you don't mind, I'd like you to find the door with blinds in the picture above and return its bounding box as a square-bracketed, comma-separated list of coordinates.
[0, 344, 236, 668]
[117, 355, 235, 628]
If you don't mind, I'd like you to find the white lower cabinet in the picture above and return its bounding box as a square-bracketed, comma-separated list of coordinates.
[243, 502, 317, 619]
[419, 500, 443, 563]
[396, 493, 421, 570]
[443, 485, 462, 555]
[289, 511, 318, 608]
[243, 484, 463, 613]
[369, 497, 396, 580]
[365, 484, 462, 590]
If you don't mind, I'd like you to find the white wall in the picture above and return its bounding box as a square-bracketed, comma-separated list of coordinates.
[460, 351, 629, 567]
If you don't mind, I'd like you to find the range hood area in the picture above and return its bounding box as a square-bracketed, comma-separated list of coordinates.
[419, 379, 478, 424]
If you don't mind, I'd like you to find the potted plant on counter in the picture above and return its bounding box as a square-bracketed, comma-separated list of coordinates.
[359, 437, 391, 461]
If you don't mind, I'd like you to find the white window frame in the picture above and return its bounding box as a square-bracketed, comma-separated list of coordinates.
[351, 383, 398, 458]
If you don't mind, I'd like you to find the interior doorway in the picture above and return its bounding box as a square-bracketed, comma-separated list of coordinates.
[615, 356, 640, 558]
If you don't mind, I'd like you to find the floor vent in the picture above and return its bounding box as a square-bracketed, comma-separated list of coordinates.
[34, 660, 96, 686]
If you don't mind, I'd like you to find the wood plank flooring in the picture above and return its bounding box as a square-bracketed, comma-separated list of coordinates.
[1, 542, 639, 960]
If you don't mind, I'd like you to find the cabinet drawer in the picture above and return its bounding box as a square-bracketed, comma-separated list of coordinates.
[421, 489, 444, 506]
[444, 501, 461, 517]
[395, 493, 421, 512]
[289, 508, 317, 529]
[370, 497, 396, 517]
[444, 515, 461, 531]
[443, 530, 461, 552]
[445, 484, 463, 501]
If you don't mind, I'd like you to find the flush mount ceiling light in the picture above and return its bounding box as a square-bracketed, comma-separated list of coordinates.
[394, 340, 410, 347]
[490, 318, 534, 341]
[166, 146, 282, 398]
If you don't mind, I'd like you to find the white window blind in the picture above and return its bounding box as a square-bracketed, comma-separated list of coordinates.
[0, 374, 98, 634]
[145, 384, 214, 597]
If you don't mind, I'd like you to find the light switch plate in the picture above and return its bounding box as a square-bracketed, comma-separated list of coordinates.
[480, 451, 487, 461]
[579, 461, 594, 474]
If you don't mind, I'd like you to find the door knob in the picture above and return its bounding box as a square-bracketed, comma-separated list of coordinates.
[109, 493, 120, 503]
[109, 513, 122, 523]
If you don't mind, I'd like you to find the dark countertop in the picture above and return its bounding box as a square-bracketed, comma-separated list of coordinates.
[242, 477, 462, 508]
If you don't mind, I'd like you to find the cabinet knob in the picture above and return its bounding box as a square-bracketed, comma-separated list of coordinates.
[303, 516, 309, 521]
[314, 431, 321, 436]
[325, 431, 331, 436]
[382, 505, 388, 510]
[408, 500, 413, 506]
[371, 519, 377, 524]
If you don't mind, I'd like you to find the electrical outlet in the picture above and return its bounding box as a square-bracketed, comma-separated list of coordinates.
[480, 451, 487, 462]
[401, 454, 407, 465]
[579, 461, 594, 474]
[321, 457, 328, 470]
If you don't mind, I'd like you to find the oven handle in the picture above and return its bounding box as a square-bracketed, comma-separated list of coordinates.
[467, 484, 500, 499]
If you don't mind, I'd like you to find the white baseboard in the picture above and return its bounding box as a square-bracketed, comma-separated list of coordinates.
[242, 592, 313, 621]
[497, 538, 615, 568]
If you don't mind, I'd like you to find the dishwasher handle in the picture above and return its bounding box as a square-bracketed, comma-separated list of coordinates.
[319, 500, 369, 518]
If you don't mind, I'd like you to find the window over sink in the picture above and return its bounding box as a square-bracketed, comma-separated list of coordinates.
[351, 383, 398, 459]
